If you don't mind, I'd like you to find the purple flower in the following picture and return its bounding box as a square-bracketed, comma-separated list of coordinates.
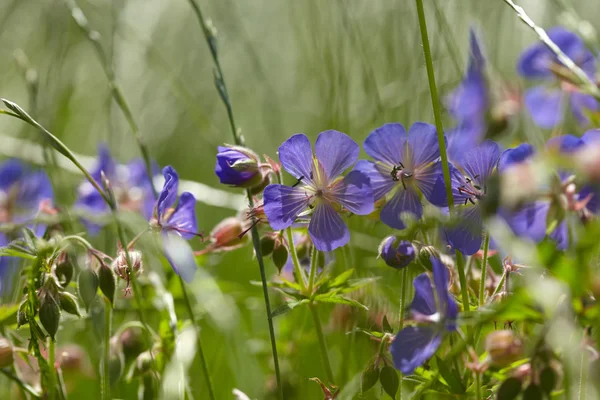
[0, 159, 53, 291]
[76, 145, 155, 234]
[517, 27, 598, 128]
[446, 28, 488, 126]
[390, 256, 457, 375]
[379, 236, 415, 269]
[263, 130, 374, 252]
[444, 140, 500, 255]
[151, 166, 199, 282]
[215, 145, 264, 188]
[354, 123, 446, 230]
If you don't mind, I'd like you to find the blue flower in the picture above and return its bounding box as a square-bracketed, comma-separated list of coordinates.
[215, 145, 264, 188]
[517, 27, 598, 128]
[379, 236, 415, 269]
[353, 123, 446, 230]
[151, 166, 199, 282]
[444, 140, 500, 255]
[0, 159, 53, 291]
[263, 130, 374, 252]
[76, 144, 155, 234]
[390, 256, 457, 375]
[446, 28, 488, 126]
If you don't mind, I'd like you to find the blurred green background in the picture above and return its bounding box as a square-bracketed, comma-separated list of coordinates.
[1, 0, 599, 399]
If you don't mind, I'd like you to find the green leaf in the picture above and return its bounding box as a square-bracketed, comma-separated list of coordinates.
[314, 294, 368, 310]
[337, 277, 380, 294]
[0, 247, 36, 260]
[0, 305, 19, 326]
[379, 365, 399, 399]
[435, 357, 464, 394]
[270, 299, 309, 318]
[329, 268, 355, 288]
[354, 328, 384, 339]
[361, 363, 380, 393]
[497, 378, 522, 400]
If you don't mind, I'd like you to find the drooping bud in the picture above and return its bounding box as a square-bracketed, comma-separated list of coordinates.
[215, 145, 264, 189]
[98, 262, 116, 306]
[0, 337, 14, 368]
[417, 245, 440, 268]
[485, 330, 524, 367]
[78, 268, 99, 311]
[59, 292, 82, 317]
[206, 217, 249, 253]
[272, 241, 289, 273]
[39, 295, 61, 340]
[134, 351, 154, 377]
[112, 248, 143, 284]
[378, 236, 415, 269]
[55, 254, 75, 287]
[260, 234, 276, 257]
[119, 327, 145, 361]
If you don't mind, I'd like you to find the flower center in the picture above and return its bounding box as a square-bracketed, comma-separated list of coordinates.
[390, 162, 413, 189]
[458, 176, 485, 205]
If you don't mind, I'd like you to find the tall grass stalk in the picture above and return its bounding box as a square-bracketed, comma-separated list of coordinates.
[102, 298, 112, 400]
[479, 233, 490, 306]
[184, 1, 283, 397]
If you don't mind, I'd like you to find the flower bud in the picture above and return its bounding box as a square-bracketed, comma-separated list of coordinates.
[17, 300, 28, 328]
[215, 145, 263, 188]
[98, 263, 116, 306]
[119, 327, 145, 361]
[208, 217, 248, 252]
[78, 268, 99, 311]
[59, 292, 82, 317]
[39, 295, 61, 340]
[417, 245, 440, 268]
[272, 242, 289, 273]
[485, 330, 524, 367]
[378, 236, 415, 269]
[134, 351, 154, 376]
[0, 337, 14, 368]
[55, 255, 75, 287]
[112, 249, 143, 282]
[260, 235, 276, 257]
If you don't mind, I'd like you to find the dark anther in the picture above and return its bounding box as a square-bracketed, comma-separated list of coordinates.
[309, 171, 314, 180]
[292, 176, 304, 187]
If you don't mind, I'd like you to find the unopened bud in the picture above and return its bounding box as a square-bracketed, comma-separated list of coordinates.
[417, 245, 440, 268]
[485, 330, 524, 367]
[272, 242, 289, 273]
[209, 217, 248, 252]
[119, 327, 145, 361]
[98, 263, 116, 305]
[59, 292, 82, 317]
[112, 249, 143, 282]
[135, 351, 154, 376]
[55, 255, 75, 287]
[260, 235, 276, 257]
[215, 145, 264, 189]
[378, 236, 415, 269]
[78, 268, 99, 311]
[0, 337, 14, 368]
[39, 295, 61, 340]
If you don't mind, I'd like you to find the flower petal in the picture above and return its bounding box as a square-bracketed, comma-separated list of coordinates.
[407, 122, 442, 166]
[15, 171, 53, 211]
[278, 133, 314, 183]
[546, 134, 584, 153]
[308, 201, 349, 252]
[410, 273, 436, 316]
[416, 161, 445, 206]
[549, 220, 569, 250]
[0, 159, 25, 191]
[456, 140, 500, 184]
[162, 231, 197, 283]
[167, 192, 198, 239]
[315, 130, 359, 180]
[501, 201, 549, 243]
[380, 187, 422, 230]
[329, 170, 374, 215]
[263, 184, 310, 231]
[570, 92, 599, 126]
[352, 160, 395, 201]
[582, 129, 600, 144]
[157, 166, 179, 220]
[390, 326, 443, 375]
[91, 144, 116, 183]
[524, 86, 565, 129]
[431, 256, 457, 323]
[363, 123, 408, 166]
[498, 144, 535, 172]
[444, 204, 483, 255]
[446, 122, 484, 164]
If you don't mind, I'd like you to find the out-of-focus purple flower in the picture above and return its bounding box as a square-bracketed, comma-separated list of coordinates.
[150, 166, 199, 282]
[378, 236, 415, 269]
[76, 145, 155, 234]
[390, 256, 457, 375]
[263, 130, 374, 252]
[215, 145, 265, 188]
[446, 29, 488, 126]
[517, 27, 598, 128]
[444, 140, 500, 255]
[353, 123, 446, 230]
[0, 159, 54, 291]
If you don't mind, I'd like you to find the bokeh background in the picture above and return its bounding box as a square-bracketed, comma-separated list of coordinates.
[1, 0, 599, 398]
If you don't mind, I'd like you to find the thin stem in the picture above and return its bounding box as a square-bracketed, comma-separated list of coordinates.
[397, 267, 409, 400]
[48, 338, 56, 400]
[178, 275, 216, 400]
[579, 348, 588, 400]
[503, 0, 600, 100]
[64, 0, 158, 198]
[478, 233, 490, 306]
[185, 1, 282, 397]
[286, 227, 307, 290]
[475, 371, 482, 400]
[0, 369, 41, 398]
[102, 298, 112, 400]
[414, 0, 471, 316]
[491, 269, 508, 298]
[309, 304, 335, 384]
[307, 246, 319, 294]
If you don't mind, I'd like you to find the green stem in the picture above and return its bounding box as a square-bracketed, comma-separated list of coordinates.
[307, 246, 319, 294]
[478, 233, 490, 306]
[102, 298, 112, 400]
[178, 275, 216, 400]
[286, 227, 307, 290]
[185, 1, 283, 397]
[309, 304, 335, 384]
[397, 267, 409, 400]
[0, 369, 41, 398]
[414, 0, 471, 317]
[475, 371, 482, 400]
[48, 338, 56, 400]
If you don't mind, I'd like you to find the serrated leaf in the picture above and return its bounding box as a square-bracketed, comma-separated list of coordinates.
[435, 357, 464, 394]
[380, 365, 399, 399]
[336, 277, 380, 294]
[361, 364, 380, 392]
[314, 294, 368, 310]
[329, 269, 355, 288]
[270, 299, 309, 318]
